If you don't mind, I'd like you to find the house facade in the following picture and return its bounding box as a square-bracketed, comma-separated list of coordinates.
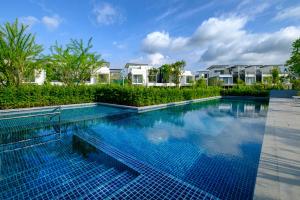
[124, 63, 195, 87]
[26, 62, 289, 87]
[207, 65, 233, 86]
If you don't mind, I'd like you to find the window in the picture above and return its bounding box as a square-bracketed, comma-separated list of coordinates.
[245, 77, 255, 84]
[133, 75, 143, 84]
[97, 74, 109, 83]
[186, 76, 194, 83]
[220, 77, 232, 85]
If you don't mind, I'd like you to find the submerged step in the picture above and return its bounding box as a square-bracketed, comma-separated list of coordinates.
[81, 171, 137, 200]
[0, 140, 73, 176]
[2, 160, 99, 199]
[32, 164, 108, 200]
[57, 168, 120, 200]
[0, 154, 81, 192]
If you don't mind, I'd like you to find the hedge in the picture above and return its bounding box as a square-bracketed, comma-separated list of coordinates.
[221, 86, 269, 97]
[0, 85, 221, 109]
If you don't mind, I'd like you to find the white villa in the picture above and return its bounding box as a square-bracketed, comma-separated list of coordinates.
[28, 62, 289, 87]
[23, 69, 47, 85]
[197, 64, 289, 86]
[88, 64, 111, 84]
[207, 65, 234, 86]
[124, 63, 152, 85]
[124, 63, 195, 87]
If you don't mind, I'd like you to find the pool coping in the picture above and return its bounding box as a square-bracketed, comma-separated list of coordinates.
[98, 96, 222, 112]
[254, 90, 300, 200]
[0, 95, 269, 114]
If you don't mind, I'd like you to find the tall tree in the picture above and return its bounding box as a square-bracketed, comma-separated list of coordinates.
[171, 60, 186, 87]
[0, 19, 43, 86]
[160, 64, 172, 83]
[47, 38, 105, 85]
[271, 67, 280, 84]
[286, 38, 300, 77]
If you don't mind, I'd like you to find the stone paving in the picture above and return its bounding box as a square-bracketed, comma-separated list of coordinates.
[254, 90, 300, 200]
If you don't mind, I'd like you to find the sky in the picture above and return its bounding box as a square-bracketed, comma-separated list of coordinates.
[0, 0, 300, 71]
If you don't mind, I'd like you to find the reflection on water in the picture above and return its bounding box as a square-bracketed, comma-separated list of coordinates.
[74, 99, 268, 199]
[72, 135, 97, 158]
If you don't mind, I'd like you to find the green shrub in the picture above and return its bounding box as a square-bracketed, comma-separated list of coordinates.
[292, 79, 300, 90]
[0, 84, 275, 109]
[221, 85, 269, 97]
[0, 85, 221, 109]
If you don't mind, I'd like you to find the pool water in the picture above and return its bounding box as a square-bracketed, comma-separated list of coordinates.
[0, 98, 268, 200]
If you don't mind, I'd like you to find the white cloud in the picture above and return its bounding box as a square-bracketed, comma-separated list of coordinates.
[142, 31, 171, 53]
[142, 31, 189, 54]
[19, 15, 62, 30]
[191, 17, 247, 45]
[41, 15, 62, 30]
[141, 16, 300, 69]
[147, 53, 168, 65]
[274, 5, 300, 21]
[113, 41, 126, 49]
[19, 16, 39, 28]
[92, 2, 124, 25]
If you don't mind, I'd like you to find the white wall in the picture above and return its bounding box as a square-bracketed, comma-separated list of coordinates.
[34, 70, 46, 85]
[126, 65, 153, 85]
[90, 66, 110, 84]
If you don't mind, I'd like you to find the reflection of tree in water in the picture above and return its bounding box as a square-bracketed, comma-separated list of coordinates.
[89, 99, 222, 129]
[72, 135, 96, 158]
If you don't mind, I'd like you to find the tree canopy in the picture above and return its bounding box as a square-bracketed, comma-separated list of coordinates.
[46, 38, 106, 85]
[0, 19, 43, 86]
[172, 60, 186, 86]
[286, 38, 300, 77]
[159, 60, 186, 86]
[271, 67, 280, 84]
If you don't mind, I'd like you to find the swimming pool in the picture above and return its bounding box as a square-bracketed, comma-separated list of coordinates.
[0, 98, 268, 199]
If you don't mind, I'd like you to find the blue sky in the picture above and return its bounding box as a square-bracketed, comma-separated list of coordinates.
[1, 0, 300, 71]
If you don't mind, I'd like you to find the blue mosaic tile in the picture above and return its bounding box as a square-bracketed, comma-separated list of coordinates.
[0, 99, 268, 200]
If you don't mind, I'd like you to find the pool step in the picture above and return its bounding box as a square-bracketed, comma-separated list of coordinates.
[80, 171, 136, 200]
[0, 154, 82, 192]
[2, 159, 100, 199]
[0, 149, 78, 187]
[0, 140, 74, 176]
[56, 168, 120, 199]
[32, 164, 109, 200]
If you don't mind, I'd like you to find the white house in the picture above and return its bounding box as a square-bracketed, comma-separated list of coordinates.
[258, 65, 288, 84]
[124, 63, 195, 87]
[180, 70, 194, 86]
[89, 65, 110, 84]
[195, 70, 209, 80]
[125, 63, 153, 85]
[243, 65, 258, 85]
[207, 65, 233, 86]
[23, 69, 46, 85]
[34, 70, 46, 85]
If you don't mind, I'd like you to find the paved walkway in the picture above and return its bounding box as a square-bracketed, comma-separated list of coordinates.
[254, 90, 300, 200]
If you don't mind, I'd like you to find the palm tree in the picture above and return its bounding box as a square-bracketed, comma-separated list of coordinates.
[0, 19, 43, 86]
[47, 38, 106, 85]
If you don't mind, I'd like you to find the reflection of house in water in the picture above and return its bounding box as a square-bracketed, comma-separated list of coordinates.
[218, 103, 233, 112]
[212, 101, 268, 118]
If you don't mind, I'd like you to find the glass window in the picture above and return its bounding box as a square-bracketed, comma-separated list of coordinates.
[246, 77, 255, 84]
[186, 76, 194, 83]
[133, 75, 143, 84]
